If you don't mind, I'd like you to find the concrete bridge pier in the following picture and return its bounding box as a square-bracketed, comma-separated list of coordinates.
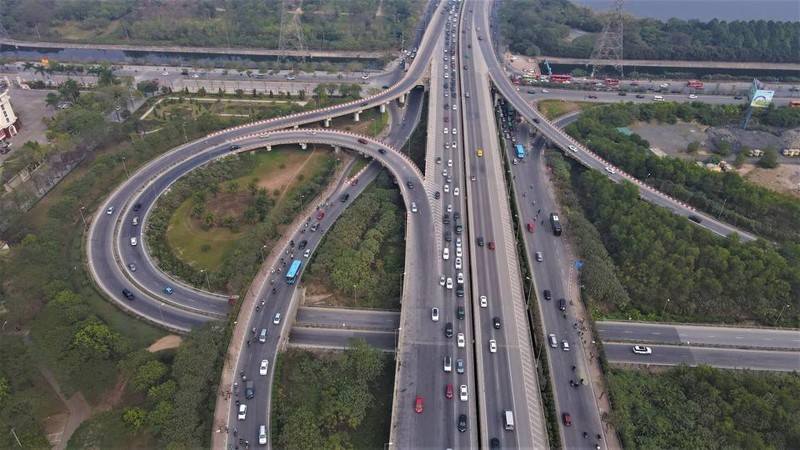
[380, 103, 387, 113]
[399, 92, 407, 105]
[265, 145, 272, 152]
[324, 118, 331, 127]
[299, 143, 307, 150]
[354, 111, 361, 122]
[334, 146, 341, 154]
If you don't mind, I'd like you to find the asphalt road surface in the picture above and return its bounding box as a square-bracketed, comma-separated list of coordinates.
[605, 343, 800, 372]
[295, 307, 400, 331]
[598, 321, 800, 350]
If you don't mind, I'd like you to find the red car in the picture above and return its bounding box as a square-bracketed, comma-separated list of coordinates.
[488, 241, 495, 250]
[445, 384, 453, 399]
[527, 222, 535, 233]
[415, 396, 423, 413]
[562, 412, 572, 426]
[351, 178, 359, 186]
[357, 138, 368, 144]
[316, 211, 325, 220]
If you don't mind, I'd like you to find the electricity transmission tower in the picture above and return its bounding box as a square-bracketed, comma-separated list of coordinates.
[588, 0, 625, 78]
[278, 0, 307, 63]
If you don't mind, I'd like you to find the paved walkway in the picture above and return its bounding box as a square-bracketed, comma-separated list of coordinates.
[39, 368, 92, 450]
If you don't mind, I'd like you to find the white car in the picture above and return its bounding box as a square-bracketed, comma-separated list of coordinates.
[237, 404, 247, 420]
[660, 83, 670, 88]
[688, 94, 698, 99]
[273, 313, 282, 324]
[456, 247, 462, 258]
[632, 345, 652, 355]
[452, 127, 457, 134]
[455, 257, 462, 270]
[562, 340, 570, 351]
[459, 384, 468, 401]
[457, 272, 464, 284]
[259, 360, 269, 375]
[446, 277, 454, 289]
[605, 166, 616, 174]
[162, 71, 169, 76]
[432, 307, 440, 322]
[106, 206, 115, 215]
[443, 248, 450, 260]
[454, 187, 460, 196]
[455, 237, 462, 248]
[542, 89, 550, 93]
[304, 248, 311, 258]
[411, 202, 418, 213]
[130, 237, 138, 246]
[447, 159, 453, 167]
[457, 333, 465, 348]
[452, 104, 457, 111]
[444, 184, 450, 193]
[444, 127, 449, 135]
[447, 204, 453, 213]
[443, 168, 448, 177]
[568, 144, 578, 152]
[489, 340, 497, 353]
[480, 295, 488, 308]
[440, 275, 446, 286]
[444, 73, 449, 79]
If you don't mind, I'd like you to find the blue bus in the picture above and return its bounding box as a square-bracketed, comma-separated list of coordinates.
[285, 259, 302, 284]
[515, 144, 525, 159]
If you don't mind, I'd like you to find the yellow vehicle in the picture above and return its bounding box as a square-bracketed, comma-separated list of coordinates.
[476, 149, 484, 157]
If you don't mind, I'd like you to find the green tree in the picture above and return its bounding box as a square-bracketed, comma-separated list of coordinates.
[122, 407, 147, 431]
[733, 150, 747, 168]
[714, 139, 731, 156]
[758, 147, 779, 168]
[71, 319, 123, 361]
[57, 78, 81, 103]
[131, 360, 168, 393]
[686, 141, 700, 154]
[227, 180, 240, 194]
[45, 92, 61, 109]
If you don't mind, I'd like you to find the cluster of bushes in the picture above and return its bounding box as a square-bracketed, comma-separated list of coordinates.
[305, 170, 405, 309]
[564, 102, 800, 244]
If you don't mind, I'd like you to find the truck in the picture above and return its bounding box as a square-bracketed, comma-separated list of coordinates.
[550, 213, 562, 236]
[245, 381, 254, 399]
[782, 148, 800, 157]
[687, 80, 704, 88]
[503, 410, 515, 430]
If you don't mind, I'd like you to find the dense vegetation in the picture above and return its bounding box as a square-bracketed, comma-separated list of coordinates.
[609, 366, 800, 449]
[0, 0, 426, 51]
[498, 0, 800, 64]
[305, 170, 406, 309]
[272, 340, 390, 448]
[564, 102, 800, 244]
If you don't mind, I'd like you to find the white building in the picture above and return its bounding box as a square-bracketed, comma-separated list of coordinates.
[0, 81, 21, 143]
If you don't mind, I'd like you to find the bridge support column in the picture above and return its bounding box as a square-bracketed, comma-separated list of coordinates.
[400, 92, 407, 105]
[334, 146, 341, 154]
[324, 118, 331, 127]
[265, 145, 272, 151]
[380, 103, 387, 113]
[300, 143, 307, 150]
[293, 124, 299, 129]
[354, 111, 361, 122]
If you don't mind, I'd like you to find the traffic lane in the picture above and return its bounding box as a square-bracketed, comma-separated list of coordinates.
[598, 321, 800, 350]
[605, 343, 800, 372]
[295, 307, 400, 331]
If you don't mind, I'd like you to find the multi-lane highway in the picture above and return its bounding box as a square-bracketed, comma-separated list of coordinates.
[598, 321, 800, 350]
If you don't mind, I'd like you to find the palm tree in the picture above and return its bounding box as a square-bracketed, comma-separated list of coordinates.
[33, 64, 47, 78]
[22, 62, 34, 72]
[45, 92, 61, 110]
[203, 213, 215, 228]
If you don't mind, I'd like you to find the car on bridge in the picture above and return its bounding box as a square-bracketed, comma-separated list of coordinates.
[446, 384, 453, 399]
[527, 222, 535, 233]
[632, 345, 652, 355]
[121, 289, 135, 300]
[415, 396, 423, 413]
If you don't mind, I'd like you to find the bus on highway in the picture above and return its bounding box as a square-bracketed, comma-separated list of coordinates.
[515, 144, 525, 159]
[285, 259, 302, 284]
[550, 213, 562, 236]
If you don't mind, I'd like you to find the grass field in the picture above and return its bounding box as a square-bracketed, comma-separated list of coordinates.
[165, 148, 333, 271]
[348, 157, 371, 178]
[538, 99, 594, 120]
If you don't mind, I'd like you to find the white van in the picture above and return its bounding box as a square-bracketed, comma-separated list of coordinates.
[258, 425, 267, 445]
[237, 404, 247, 420]
[548, 334, 558, 348]
[503, 410, 515, 431]
[444, 356, 452, 372]
[653, 95, 664, 101]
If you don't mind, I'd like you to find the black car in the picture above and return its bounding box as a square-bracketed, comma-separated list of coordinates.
[532, 118, 540, 124]
[340, 193, 350, 203]
[298, 240, 308, 250]
[544, 289, 552, 300]
[229, 144, 241, 151]
[443, 213, 451, 225]
[457, 306, 465, 320]
[558, 298, 566, 311]
[445, 322, 454, 338]
[493, 317, 501, 329]
[407, 180, 414, 189]
[618, 92, 627, 96]
[490, 438, 500, 448]
[458, 414, 467, 432]
[133, 203, 142, 212]
[122, 289, 135, 300]
[453, 211, 460, 220]
[636, 94, 646, 99]
[444, 230, 452, 242]
[688, 214, 703, 223]
[434, 191, 441, 200]
[477, 237, 485, 246]
[378, 148, 387, 155]
[456, 284, 464, 298]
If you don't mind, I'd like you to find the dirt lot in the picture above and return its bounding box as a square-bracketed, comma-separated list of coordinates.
[148, 335, 182, 352]
[630, 121, 800, 197]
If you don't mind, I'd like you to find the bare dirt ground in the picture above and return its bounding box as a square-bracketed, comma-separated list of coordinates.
[630, 121, 800, 197]
[148, 334, 183, 352]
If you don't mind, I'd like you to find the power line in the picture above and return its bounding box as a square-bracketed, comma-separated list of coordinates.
[588, 0, 625, 78]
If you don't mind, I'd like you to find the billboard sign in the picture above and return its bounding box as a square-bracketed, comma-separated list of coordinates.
[749, 79, 774, 108]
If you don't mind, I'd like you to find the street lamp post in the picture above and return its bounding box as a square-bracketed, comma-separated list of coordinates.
[775, 304, 790, 327]
[525, 276, 533, 307]
[182, 122, 188, 143]
[201, 269, 211, 292]
[260, 245, 267, 262]
[661, 298, 670, 321]
[353, 284, 358, 306]
[79, 206, 88, 230]
[158, 303, 165, 323]
[121, 156, 129, 177]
